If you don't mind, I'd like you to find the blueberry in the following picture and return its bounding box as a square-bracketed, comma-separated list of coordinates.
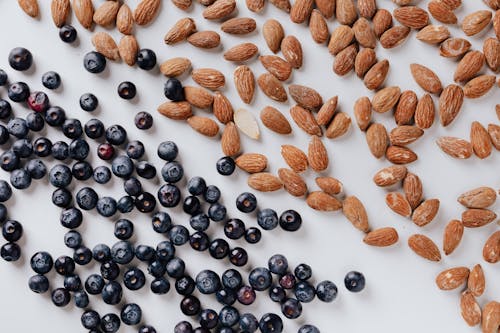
[189, 231, 209, 251]
[73, 246, 92, 265]
[219, 306, 239, 327]
[259, 313, 283, 333]
[64, 230, 82, 249]
[224, 219, 246, 239]
[294, 281, 315, 303]
[81, 310, 101, 330]
[85, 118, 104, 138]
[114, 219, 134, 240]
[190, 213, 210, 232]
[93, 165, 112, 184]
[112, 155, 134, 178]
[0, 242, 21, 261]
[73, 164, 93, 179]
[100, 313, 121, 333]
[60, 207, 82, 229]
[269, 285, 286, 303]
[175, 275, 195, 296]
[54, 255, 76, 275]
[239, 313, 258, 332]
[1, 151, 20, 171]
[157, 141, 178, 161]
[80, 93, 99, 112]
[126, 140, 145, 159]
[97, 143, 115, 161]
[229, 247, 248, 266]
[208, 203, 226, 222]
[0, 181, 12, 202]
[218, 328, 233, 333]
[237, 285, 256, 305]
[279, 273, 296, 290]
[59, 24, 77, 43]
[316, 280, 337, 302]
[281, 298, 302, 319]
[151, 211, 172, 233]
[117, 81, 136, 100]
[0, 99, 11, 119]
[151, 277, 170, 294]
[70, 138, 90, 160]
[166, 257, 185, 278]
[74, 290, 89, 308]
[183, 196, 200, 215]
[97, 196, 117, 217]
[62, 119, 82, 139]
[148, 260, 166, 278]
[30, 251, 53, 274]
[221, 269, 242, 290]
[139, 325, 157, 333]
[136, 161, 156, 179]
[51, 288, 71, 307]
[111, 240, 134, 264]
[136, 49, 156, 70]
[32, 138, 51, 157]
[101, 281, 122, 304]
[294, 263, 312, 281]
[279, 210, 302, 232]
[180, 295, 201, 316]
[7, 117, 29, 138]
[64, 274, 82, 291]
[216, 288, 236, 306]
[196, 270, 221, 294]
[298, 325, 320, 333]
[245, 227, 261, 244]
[203, 185, 220, 203]
[42, 71, 61, 89]
[200, 309, 218, 329]
[124, 267, 146, 290]
[268, 254, 288, 275]
[2, 220, 23, 242]
[9, 47, 32, 71]
[156, 240, 175, 261]
[236, 192, 257, 213]
[101, 261, 120, 281]
[161, 161, 184, 183]
[164, 78, 185, 101]
[0, 69, 7, 86]
[0, 204, 7, 223]
[249, 267, 272, 291]
[84, 51, 106, 73]
[27, 91, 50, 113]
[344, 271, 365, 292]
[106, 124, 127, 145]
[121, 303, 142, 326]
[123, 177, 141, 196]
[158, 183, 181, 207]
[51, 141, 69, 160]
[76, 187, 98, 210]
[7, 82, 30, 102]
[216, 156, 235, 176]
[175, 321, 193, 333]
[45, 106, 66, 126]
[26, 111, 45, 131]
[10, 168, 31, 189]
[49, 164, 72, 187]
[28, 274, 49, 293]
[209, 238, 229, 260]
[134, 111, 153, 130]
[133, 192, 156, 213]
[0, 125, 8, 145]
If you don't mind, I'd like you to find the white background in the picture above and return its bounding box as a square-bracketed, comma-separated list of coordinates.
[0, 0, 498, 332]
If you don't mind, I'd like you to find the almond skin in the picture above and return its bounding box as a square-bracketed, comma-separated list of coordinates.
[464, 75, 496, 99]
[92, 32, 120, 61]
[160, 57, 191, 77]
[281, 36, 303, 69]
[468, 264, 485, 297]
[386, 192, 412, 217]
[93, 1, 120, 26]
[462, 209, 497, 228]
[435, 267, 469, 290]
[414, 93, 435, 130]
[393, 6, 429, 29]
[223, 43, 259, 62]
[460, 291, 482, 327]
[428, 1, 457, 24]
[187, 116, 219, 137]
[263, 19, 284, 53]
[117, 4, 134, 35]
[236, 153, 267, 173]
[203, 0, 236, 20]
[18, 0, 39, 17]
[380, 26, 411, 49]
[366, 123, 388, 159]
[333, 44, 358, 76]
[439, 84, 464, 126]
[483, 37, 500, 72]
[336, 0, 357, 25]
[328, 25, 354, 56]
[172, 0, 192, 10]
[408, 234, 441, 262]
[353, 17, 376, 48]
[213, 92, 233, 124]
[260, 106, 292, 135]
[51, 0, 70, 27]
[317, 96, 338, 126]
[454, 51, 485, 83]
[482, 301, 500, 333]
[309, 9, 329, 44]
[278, 168, 307, 197]
[315, 0, 335, 18]
[353, 96, 372, 131]
[269, 0, 291, 12]
[308, 135, 329, 172]
[395, 90, 417, 126]
[342, 196, 370, 232]
[192, 68, 225, 90]
[187, 31, 221, 49]
[412, 199, 439, 227]
[373, 165, 407, 187]
[483, 231, 500, 263]
[326, 112, 351, 139]
[462, 10, 492, 36]
[184, 86, 213, 109]
[404, 172, 423, 210]
[134, 0, 161, 25]
[247, 173, 283, 192]
[307, 191, 342, 211]
[220, 122, 240, 156]
[439, 38, 471, 58]
[257, 74, 288, 102]
[316, 177, 343, 195]
[389, 126, 424, 146]
[281, 145, 308, 173]
[73, 0, 94, 29]
[410, 63, 442, 94]
[157, 101, 192, 120]
[357, 0, 377, 19]
[386, 146, 418, 164]
[364, 59, 390, 91]
[443, 219, 464, 255]
[260, 55, 292, 81]
[371, 86, 401, 113]
[355, 48, 377, 78]
[290, 0, 314, 24]
[416, 24, 450, 44]
[470, 121, 493, 159]
[118, 35, 139, 66]
[221, 17, 257, 35]
[363, 227, 399, 247]
[488, 123, 500, 150]
[164, 18, 197, 45]
[436, 136, 472, 159]
[234, 65, 255, 104]
[289, 85, 323, 110]
[373, 9, 393, 38]
[246, 0, 264, 12]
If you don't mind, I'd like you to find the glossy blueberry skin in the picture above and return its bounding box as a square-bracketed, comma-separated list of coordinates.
[239, 313, 259, 332]
[218, 328, 233, 333]
[298, 325, 320, 333]
[9, 47, 32, 71]
[279, 273, 296, 290]
[124, 178, 143, 197]
[124, 267, 146, 290]
[49, 164, 72, 188]
[136, 161, 156, 179]
[30, 251, 53, 274]
[203, 185, 220, 204]
[294, 281, 316, 303]
[161, 161, 184, 183]
[0, 69, 7, 86]
[97, 196, 117, 217]
[84, 51, 106, 74]
[229, 247, 248, 267]
[259, 313, 283, 333]
[187, 177, 206, 196]
[139, 325, 157, 333]
[8, 82, 30, 102]
[0, 181, 12, 202]
[180, 295, 201, 316]
[26, 111, 45, 131]
[221, 269, 242, 290]
[121, 303, 142, 325]
[12, 139, 32, 158]
[183, 196, 200, 215]
[166, 257, 185, 278]
[269, 285, 286, 303]
[76, 187, 98, 210]
[126, 140, 145, 159]
[294, 263, 312, 281]
[119, 196, 136, 213]
[42, 71, 61, 89]
[279, 210, 302, 232]
[60, 207, 82, 229]
[316, 280, 338, 302]
[156, 240, 175, 262]
[111, 241, 134, 265]
[45, 106, 66, 127]
[344, 271, 365, 292]
[93, 166, 111, 184]
[158, 184, 181, 207]
[10, 168, 31, 189]
[28, 274, 49, 293]
[112, 155, 134, 179]
[157, 141, 178, 161]
[147, 260, 166, 278]
[69, 138, 89, 160]
[51, 141, 69, 160]
[236, 192, 257, 213]
[190, 214, 210, 232]
[196, 270, 221, 295]
[97, 143, 115, 161]
[208, 203, 226, 222]
[0, 125, 8, 145]
[137, 49, 156, 70]
[81, 310, 101, 330]
[1, 151, 19, 172]
[64, 230, 82, 249]
[216, 156, 236, 176]
[224, 219, 246, 240]
[249, 267, 273, 291]
[219, 306, 240, 327]
[175, 275, 195, 296]
[74, 290, 89, 308]
[209, 238, 229, 260]
[73, 246, 92, 265]
[118, 81, 136, 100]
[73, 163, 92, 181]
[101, 261, 120, 281]
[281, 298, 302, 319]
[237, 285, 256, 305]
[0, 99, 11, 119]
[1, 242, 21, 261]
[8, 118, 29, 138]
[151, 277, 170, 294]
[51, 288, 71, 307]
[64, 274, 82, 291]
[175, 321, 193, 333]
[100, 313, 121, 333]
[134, 111, 153, 130]
[54, 255, 76, 275]
[2, 220, 23, 242]
[164, 78, 185, 101]
[268, 254, 288, 276]
[135, 244, 155, 262]
[32, 138, 51, 157]
[101, 281, 122, 304]
[114, 219, 134, 240]
[106, 125, 127, 145]
[200, 309, 218, 329]
[216, 288, 236, 306]
[62, 119, 82, 139]
[245, 227, 261, 244]
[151, 212, 172, 233]
[28, 91, 50, 113]
[59, 24, 77, 43]
[189, 231, 209, 251]
[0, 204, 7, 223]
[85, 118, 104, 138]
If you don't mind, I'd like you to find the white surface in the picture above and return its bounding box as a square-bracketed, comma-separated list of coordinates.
[0, 1, 498, 332]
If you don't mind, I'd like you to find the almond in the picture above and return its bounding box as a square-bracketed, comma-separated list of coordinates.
[290, 0, 314, 24]
[333, 44, 358, 76]
[117, 4, 134, 35]
[18, 0, 39, 17]
[488, 123, 500, 150]
[290, 105, 322, 136]
[427, 1, 456, 24]
[440, 0, 461, 10]
[248, 173, 283, 192]
[439, 38, 471, 58]
[404, 172, 423, 210]
[414, 93, 435, 129]
[386, 146, 418, 164]
[468, 264, 485, 297]
[436, 136, 472, 159]
[373, 9, 393, 38]
[315, 0, 335, 18]
[484, 0, 500, 9]
[234, 65, 255, 104]
[483, 231, 500, 263]
[73, 0, 94, 29]
[93, 1, 119, 26]
[416, 25, 450, 44]
[307, 191, 342, 211]
[395, 90, 417, 125]
[164, 18, 197, 45]
[357, 0, 377, 19]
[355, 48, 377, 78]
[470, 121, 492, 159]
[393, 6, 429, 29]
[51, 0, 70, 27]
[172, 0, 192, 10]
[257, 73, 288, 102]
[246, 0, 265, 12]
[281, 145, 308, 172]
[366, 123, 388, 158]
[459, 187, 497, 210]
[260, 106, 292, 135]
[495, 9, 500, 39]
[192, 68, 225, 90]
[353, 96, 372, 131]
[309, 9, 329, 44]
[92, 32, 120, 61]
[439, 84, 464, 126]
[223, 43, 259, 62]
[289, 85, 323, 110]
[187, 116, 219, 137]
[221, 17, 257, 35]
[392, 0, 412, 5]
[482, 301, 500, 333]
[269, 0, 291, 12]
[462, 10, 492, 36]
[363, 227, 399, 247]
[435, 267, 469, 290]
[118, 35, 139, 66]
[263, 19, 284, 53]
[389, 126, 424, 146]
[386, 192, 412, 217]
[342, 196, 370, 232]
[236, 153, 267, 173]
[364, 59, 390, 91]
[373, 165, 407, 187]
[187, 31, 221, 49]
[199, 0, 216, 6]
[260, 55, 292, 81]
[213, 92, 234, 124]
[336, 0, 357, 25]
[157, 101, 192, 120]
[408, 234, 441, 262]
[353, 17, 376, 48]
[317, 96, 338, 126]
[316, 177, 343, 195]
[380, 26, 410, 49]
[412, 199, 439, 227]
[484, 37, 500, 72]
[464, 75, 496, 99]
[160, 57, 191, 77]
[326, 112, 351, 139]
[281, 36, 303, 69]
[460, 291, 482, 327]
[220, 122, 240, 156]
[455, 51, 485, 83]
[443, 219, 464, 255]
[372, 86, 401, 113]
[462, 209, 497, 228]
[234, 108, 260, 139]
[184, 86, 213, 109]
[134, 0, 160, 25]
[203, 0, 236, 19]
[278, 168, 307, 197]
[308, 135, 329, 172]
[328, 25, 354, 55]
[410, 64, 442, 94]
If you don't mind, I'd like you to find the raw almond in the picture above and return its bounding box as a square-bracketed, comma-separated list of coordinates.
[246, 0, 265, 12]
[366, 123, 388, 158]
[203, 0, 236, 19]
[257, 73, 288, 102]
[221, 17, 257, 35]
[333, 44, 358, 76]
[51, 0, 70, 27]
[428, 1, 456, 24]
[484, 0, 500, 9]
[328, 25, 354, 55]
[363, 59, 389, 91]
[404, 172, 423, 210]
[484, 37, 500, 72]
[134, 0, 161, 25]
[192, 68, 225, 90]
[436, 136, 472, 159]
[459, 186, 497, 210]
[355, 48, 377, 78]
[392, 0, 412, 5]
[435, 267, 469, 290]
[353, 17, 376, 48]
[443, 219, 464, 255]
[290, 0, 314, 24]
[157, 101, 192, 120]
[336, 0, 357, 25]
[315, 0, 335, 18]
[357, 0, 376, 19]
[307, 191, 342, 211]
[487, 123, 500, 150]
[386, 146, 417, 164]
[372, 86, 401, 113]
[117, 4, 134, 35]
[213, 92, 234, 124]
[160, 57, 191, 77]
[353, 96, 372, 131]
[455, 51, 485, 83]
[93, 1, 119, 26]
[471, 121, 493, 159]
[118, 35, 139, 66]
[278, 168, 307, 197]
[309, 9, 329, 44]
[389, 126, 424, 146]
[414, 93, 435, 129]
[224, 43, 259, 62]
[260, 55, 292, 81]
[439, 84, 464, 126]
[281, 145, 308, 172]
[393, 6, 429, 29]
[364, 227, 399, 247]
[462, 10, 492, 36]
[416, 24, 450, 44]
[468, 264, 485, 297]
[73, 0, 94, 29]
[248, 173, 283, 192]
[269, 0, 291, 12]
[343, 196, 370, 232]
[187, 31, 221, 49]
[482, 301, 500, 333]
[164, 18, 197, 45]
[373, 165, 407, 187]
[308, 135, 329, 172]
[316, 96, 338, 126]
[462, 209, 497, 228]
[187, 116, 219, 137]
[380, 26, 410, 49]
[260, 106, 292, 135]
[234, 108, 260, 139]
[408, 234, 441, 262]
[386, 192, 412, 217]
[495, 9, 500, 39]
[439, 38, 471, 58]
[290, 105, 322, 136]
[440, 0, 461, 10]
[460, 291, 482, 327]
[373, 9, 393, 38]
[483, 231, 500, 263]
[281, 36, 303, 69]
[172, 0, 192, 10]
[316, 177, 343, 195]
[395, 90, 417, 125]
[464, 75, 496, 99]
[92, 32, 120, 61]
[18, 0, 39, 17]
[184, 86, 213, 109]
[220, 122, 240, 156]
[412, 199, 439, 227]
[199, 0, 216, 5]
[326, 112, 351, 139]
[236, 153, 267, 173]
[410, 64, 442, 94]
[263, 19, 284, 53]
[234, 65, 255, 104]
[289, 85, 323, 110]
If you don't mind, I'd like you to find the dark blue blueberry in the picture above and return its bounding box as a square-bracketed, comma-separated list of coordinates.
[180, 296, 201, 316]
[269, 285, 286, 303]
[30, 251, 53, 274]
[294, 281, 315, 303]
[147, 259, 166, 278]
[183, 196, 200, 215]
[114, 219, 134, 240]
[106, 125, 127, 145]
[0, 242, 21, 261]
[169, 225, 190, 246]
[51, 288, 71, 307]
[42, 71, 61, 89]
[101, 261, 120, 281]
[126, 140, 145, 159]
[139, 325, 157, 333]
[203, 185, 220, 203]
[158, 183, 181, 207]
[344, 271, 365, 292]
[121, 303, 142, 325]
[59, 24, 77, 43]
[268, 254, 288, 275]
[166, 257, 185, 278]
[190, 214, 209, 232]
[54, 255, 75, 275]
[222, 269, 242, 290]
[118, 195, 135, 213]
[9, 47, 32, 71]
[76, 187, 98, 210]
[219, 306, 239, 327]
[133, 191, 156, 213]
[136, 161, 156, 179]
[101, 281, 122, 304]
[45, 106, 66, 127]
[245, 227, 261, 244]
[239, 313, 258, 333]
[164, 78, 184, 101]
[69, 138, 89, 160]
[218, 328, 233, 333]
[62, 118, 82, 139]
[1, 151, 19, 172]
[136, 49, 156, 70]
[150, 277, 170, 294]
[118, 81, 136, 100]
[60, 207, 82, 229]
[112, 155, 134, 178]
[156, 240, 175, 261]
[81, 310, 101, 330]
[279, 273, 296, 290]
[200, 309, 218, 329]
[10, 168, 31, 189]
[33, 137, 52, 157]
[0, 69, 7, 86]
[100, 313, 121, 333]
[196, 270, 221, 294]
[249, 267, 272, 291]
[2, 220, 23, 242]
[0, 125, 9, 144]
[73, 246, 92, 265]
[93, 165, 112, 184]
[28, 274, 49, 293]
[124, 267, 146, 290]
[151, 211, 172, 233]
[51, 141, 69, 160]
[237, 285, 256, 305]
[0, 99, 11, 119]
[316, 280, 337, 302]
[92, 244, 111, 263]
[187, 177, 206, 196]
[259, 313, 283, 333]
[12, 139, 32, 158]
[0, 204, 7, 223]
[111, 240, 134, 265]
[216, 156, 235, 176]
[229, 247, 248, 267]
[7, 82, 30, 102]
[84, 51, 106, 74]
[85, 118, 104, 138]
[7, 118, 28, 138]
[298, 325, 320, 333]
[135, 111, 153, 130]
[161, 161, 184, 183]
[26, 111, 45, 131]
[64, 230, 82, 249]
[97, 196, 117, 217]
[0, 181, 12, 202]
[135, 244, 155, 262]
[175, 275, 195, 296]
[49, 164, 72, 187]
[216, 288, 236, 306]
[124, 177, 142, 196]
[294, 263, 312, 281]
[209, 238, 229, 260]
[157, 141, 178, 161]
[174, 321, 193, 333]
[72, 162, 93, 180]
[236, 192, 257, 213]
[279, 210, 302, 232]
[64, 274, 82, 291]
[74, 290, 89, 308]
[80, 93, 99, 112]
[281, 298, 302, 319]
[224, 219, 246, 239]
[189, 231, 209, 251]
[208, 203, 226, 222]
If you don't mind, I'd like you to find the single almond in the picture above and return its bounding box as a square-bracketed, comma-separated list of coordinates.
[372, 86, 401, 113]
[118, 35, 139, 66]
[246, 0, 265, 12]
[435, 267, 469, 290]
[471, 121, 493, 159]
[462, 209, 497, 228]
[203, 0, 236, 19]
[192, 68, 225, 90]
[290, 0, 314, 24]
[412, 199, 439, 227]
[157, 101, 192, 120]
[495, 9, 500, 39]
[343, 196, 370, 232]
[395, 90, 417, 126]
[221, 17, 257, 35]
[317, 96, 338, 126]
[307, 191, 342, 211]
[257, 73, 288, 102]
[416, 24, 450, 44]
[386, 192, 412, 217]
[484, 37, 500, 72]
[184, 86, 213, 109]
[92, 32, 120, 61]
[199, 0, 216, 6]
[468, 264, 485, 297]
[117, 4, 134, 35]
[309, 9, 329, 44]
[236, 153, 267, 173]
[484, 0, 500, 9]
[336, 0, 357, 25]
[482, 301, 500, 333]
[353, 96, 372, 131]
[160, 57, 191, 77]
[439, 84, 464, 126]
[316, 177, 343, 195]
[436, 136, 472, 159]
[443, 219, 464, 255]
[234, 65, 255, 104]
[260, 55, 292, 81]
[290, 105, 322, 136]
[386, 146, 418, 164]
[333, 43, 358, 76]
[462, 10, 492, 36]
[404, 172, 423, 210]
[308, 135, 329, 172]
[353, 17, 377, 48]
[187, 31, 221, 49]
[410, 64, 442, 94]
[458, 186, 497, 210]
[328, 25, 354, 56]
[366, 123, 388, 159]
[260, 106, 292, 135]
[440, 0, 462, 10]
[248, 173, 283, 192]
[281, 36, 303, 69]
[93, 1, 119, 26]
[263, 19, 284, 53]
[269, 0, 291, 12]
[234, 108, 260, 139]
[428, 1, 456, 24]
[18, 0, 39, 17]
[326, 112, 351, 139]
[455, 51, 485, 83]
[439, 38, 471, 58]
[460, 291, 482, 327]
[364, 59, 390, 91]
[281, 145, 308, 173]
[380, 26, 411, 49]
[315, 0, 335, 18]
[134, 0, 160, 25]
[51, 0, 70, 27]
[213, 92, 234, 124]
[373, 165, 407, 187]
[390, 126, 424, 146]
[289, 84, 323, 110]
[408, 234, 441, 262]
[488, 123, 500, 150]
[464, 75, 496, 99]
[364, 227, 399, 247]
[224, 43, 259, 62]
[355, 48, 377, 78]
[172, 0, 192, 10]
[73, 0, 94, 29]
[278, 168, 307, 197]
[414, 93, 435, 130]
[483, 231, 500, 263]
[220, 122, 240, 156]
[187, 116, 219, 137]
[393, 6, 429, 29]
[164, 18, 197, 45]
[357, 0, 376, 19]
[373, 9, 393, 38]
